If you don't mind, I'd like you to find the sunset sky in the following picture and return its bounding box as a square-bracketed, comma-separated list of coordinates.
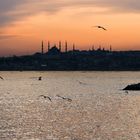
[0, 0, 140, 56]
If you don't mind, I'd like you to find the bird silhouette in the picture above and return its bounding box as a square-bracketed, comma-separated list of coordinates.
[38, 76, 42, 81]
[93, 26, 107, 31]
[56, 95, 72, 102]
[0, 76, 4, 80]
[39, 95, 52, 102]
[78, 80, 87, 85]
[125, 91, 129, 94]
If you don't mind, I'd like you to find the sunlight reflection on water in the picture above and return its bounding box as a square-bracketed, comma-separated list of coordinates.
[0, 71, 140, 140]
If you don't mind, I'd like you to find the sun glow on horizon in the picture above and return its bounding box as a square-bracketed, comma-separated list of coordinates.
[0, 2, 140, 56]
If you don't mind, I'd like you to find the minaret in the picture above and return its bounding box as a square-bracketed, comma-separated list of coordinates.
[48, 41, 50, 52]
[92, 45, 94, 51]
[41, 40, 44, 54]
[73, 43, 75, 51]
[59, 41, 61, 52]
[65, 41, 68, 52]
[110, 45, 112, 52]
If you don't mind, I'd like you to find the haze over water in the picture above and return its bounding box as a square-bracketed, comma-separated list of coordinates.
[0, 71, 140, 139]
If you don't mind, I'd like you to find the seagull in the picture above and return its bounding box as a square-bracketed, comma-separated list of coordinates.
[0, 76, 4, 80]
[78, 80, 87, 85]
[56, 95, 72, 102]
[38, 76, 42, 81]
[39, 95, 52, 102]
[92, 26, 107, 31]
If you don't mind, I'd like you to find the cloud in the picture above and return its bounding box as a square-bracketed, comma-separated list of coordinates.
[0, 34, 19, 40]
[0, 0, 140, 27]
[37, 0, 140, 13]
[0, 0, 28, 25]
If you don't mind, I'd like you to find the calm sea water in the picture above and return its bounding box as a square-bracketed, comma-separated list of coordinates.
[0, 71, 140, 140]
[0, 71, 139, 95]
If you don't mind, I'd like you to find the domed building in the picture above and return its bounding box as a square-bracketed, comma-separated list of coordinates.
[47, 45, 61, 55]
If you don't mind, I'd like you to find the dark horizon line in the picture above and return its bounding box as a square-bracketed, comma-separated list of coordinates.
[2, 49, 140, 58]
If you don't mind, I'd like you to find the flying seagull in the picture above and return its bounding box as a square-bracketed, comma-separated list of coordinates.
[39, 95, 52, 102]
[38, 76, 42, 81]
[92, 26, 107, 31]
[0, 76, 4, 80]
[56, 95, 72, 102]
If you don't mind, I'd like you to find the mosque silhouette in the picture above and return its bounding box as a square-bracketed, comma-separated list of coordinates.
[0, 41, 139, 70]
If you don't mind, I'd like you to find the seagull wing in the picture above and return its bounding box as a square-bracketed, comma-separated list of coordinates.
[39, 95, 46, 98]
[101, 26, 107, 30]
[92, 25, 107, 31]
[47, 96, 52, 102]
[0, 76, 4, 80]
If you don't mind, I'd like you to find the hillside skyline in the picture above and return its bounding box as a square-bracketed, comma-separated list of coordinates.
[0, 0, 140, 56]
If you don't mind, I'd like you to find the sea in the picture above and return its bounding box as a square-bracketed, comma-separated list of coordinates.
[0, 71, 140, 140]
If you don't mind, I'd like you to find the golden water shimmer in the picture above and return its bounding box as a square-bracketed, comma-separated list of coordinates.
[0, 71, 140, 139]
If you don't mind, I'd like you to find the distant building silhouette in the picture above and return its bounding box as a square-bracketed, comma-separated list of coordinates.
[47, 45, 60, 55]
[73, 43, 75, 51]
[59, 41, 62, 52]
[97, 46, 101, 51]
[0, 39, 139, 71]
[65, 41, 68, 52]
[41, 41, 44, 54]
[92, 45, 95, 51]
[48, 41, 50, 52]
[110, 45, 112, 52]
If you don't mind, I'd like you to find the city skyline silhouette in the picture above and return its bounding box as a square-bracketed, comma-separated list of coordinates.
[0, 1, 140, 56]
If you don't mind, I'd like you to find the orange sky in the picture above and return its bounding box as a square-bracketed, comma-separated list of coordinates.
[0, 1, 140, 56]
